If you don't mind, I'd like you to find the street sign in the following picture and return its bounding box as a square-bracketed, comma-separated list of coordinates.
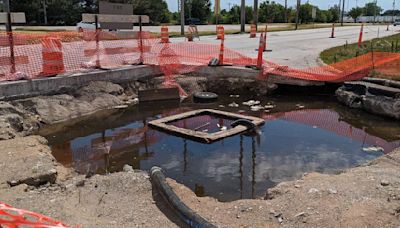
[99, 1, 133, 30]
[0, 12, 26, 23]
[82, 14, 150, 24]
[312, 7, 317, 20]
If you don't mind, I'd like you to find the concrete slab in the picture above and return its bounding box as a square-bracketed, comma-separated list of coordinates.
[0, 136, 59, 188]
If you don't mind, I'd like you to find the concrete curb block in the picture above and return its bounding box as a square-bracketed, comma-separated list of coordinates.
[0, 65, 323, 101]
[150, 166, 217, 228]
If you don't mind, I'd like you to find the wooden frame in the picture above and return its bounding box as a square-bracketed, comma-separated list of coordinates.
[149, 109, 264, 143]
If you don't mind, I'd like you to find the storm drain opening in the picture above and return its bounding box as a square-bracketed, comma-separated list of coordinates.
[148, 109, 264, 143]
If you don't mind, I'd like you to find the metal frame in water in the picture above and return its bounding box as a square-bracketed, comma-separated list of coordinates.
[148, 109, 265, 143]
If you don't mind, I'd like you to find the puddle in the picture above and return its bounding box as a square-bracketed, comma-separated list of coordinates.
[41, 95, 400, 202]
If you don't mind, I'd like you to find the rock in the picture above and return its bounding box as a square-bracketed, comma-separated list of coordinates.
[328, 188, 338, 194]
[123, 164, 134, 172]
[277, 216, 283, 223]
[80, 81, 124, 96]
[76, 180, 85, 187]
[308, 188, 319, 194]
[206, 78, 277, 96]
[1, 136, 59, 188]
[380, 180, 390, 186]
[294, 184, 301, 188]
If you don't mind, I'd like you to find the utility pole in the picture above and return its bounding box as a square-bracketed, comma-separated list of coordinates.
[374, 0, 378, 23]
[284, 0, 288, 23]
[338, 0, 341, 23]
[393, 0, 396, 23]
[253, 0, 258, 30]
[295, 0, 300, 30]
[341, 0, 345, 26]
[180, 0, 184, 35]
[4, 0, 11, 31]
[43, 0, 48, 25]
[240, 0, 245, 33]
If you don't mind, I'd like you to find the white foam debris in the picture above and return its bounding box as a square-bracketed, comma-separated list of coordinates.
[264, 105, 275, 109]
[228, 102, 239, 107]
[230, 95, 240, 98]
[250, 105, 264, 111]
[362, 146, 384, 153]
[243, 100, 260, 106]
[220, 126, 227, 131]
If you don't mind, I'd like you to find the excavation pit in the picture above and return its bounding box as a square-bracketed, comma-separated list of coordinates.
[148, 109, 265, 143]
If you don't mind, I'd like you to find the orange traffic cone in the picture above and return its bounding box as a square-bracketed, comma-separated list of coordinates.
[257, 33, 264, 69]
[358, 24, 364, 47]
[330, 23, 335, 38]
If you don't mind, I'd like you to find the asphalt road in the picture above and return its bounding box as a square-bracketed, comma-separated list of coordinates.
[170, 25, 399, 68]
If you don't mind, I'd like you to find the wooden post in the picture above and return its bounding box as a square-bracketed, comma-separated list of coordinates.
[4, 0, 15, 74]
[139, 16, 144, 64]
[95, 15, 100, 68]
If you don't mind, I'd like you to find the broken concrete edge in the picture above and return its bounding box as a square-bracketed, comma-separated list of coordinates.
[336, 87, 400, 120]
[150, 166, 217, 228]
[0, 65, 326, 101]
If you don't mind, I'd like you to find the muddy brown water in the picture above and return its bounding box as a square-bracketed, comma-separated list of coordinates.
[40, 95, 400, 202]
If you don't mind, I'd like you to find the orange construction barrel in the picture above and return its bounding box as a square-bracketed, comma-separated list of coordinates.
[41, 37, 65, 76]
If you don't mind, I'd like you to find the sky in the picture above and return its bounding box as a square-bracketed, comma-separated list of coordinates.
[166, 0, 396, 12]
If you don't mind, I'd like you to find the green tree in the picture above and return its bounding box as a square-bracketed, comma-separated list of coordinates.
[348, 7, 363, 22]
[186, 0, 211, 24]
[245, 5, 253, 24]
[259, 1, 286, 23]
[364, 2, 383, 16]
[299, 3, 314, 23]
[328, 5, 340, 22]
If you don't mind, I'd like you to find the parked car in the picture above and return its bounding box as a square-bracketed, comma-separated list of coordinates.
[186, 18, 201, 25]
[394, 19, 400, 26]
[76, 21, 101, 32]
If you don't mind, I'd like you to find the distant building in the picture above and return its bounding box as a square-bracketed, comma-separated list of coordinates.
[343, 15, 400, 23]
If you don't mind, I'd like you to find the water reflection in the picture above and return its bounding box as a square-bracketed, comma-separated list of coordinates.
[45, 96, 400, 201]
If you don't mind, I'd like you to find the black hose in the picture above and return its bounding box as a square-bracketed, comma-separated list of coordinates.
[231, 119, 257, 129]
[150, 167, 217, 228]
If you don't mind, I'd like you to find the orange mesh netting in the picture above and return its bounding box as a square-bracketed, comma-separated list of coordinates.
[0, 202, 69, 228]
[1, 30, 399, 85]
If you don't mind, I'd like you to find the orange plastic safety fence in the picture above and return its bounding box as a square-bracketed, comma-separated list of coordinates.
[0, 202, 69, 228]
[1, 30, 400, 86]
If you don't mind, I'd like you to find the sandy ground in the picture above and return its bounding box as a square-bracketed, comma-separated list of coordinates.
[168, 148, 400, 227]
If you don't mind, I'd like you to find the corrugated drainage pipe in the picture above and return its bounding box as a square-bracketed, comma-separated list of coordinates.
[150, 166, 217, 228]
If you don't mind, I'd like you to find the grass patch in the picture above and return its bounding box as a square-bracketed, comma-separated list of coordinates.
[320, 33, 400, 80]
[320, 33, 400, 64]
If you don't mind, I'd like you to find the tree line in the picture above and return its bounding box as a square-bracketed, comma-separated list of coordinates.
[6, 0, 396, 26]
